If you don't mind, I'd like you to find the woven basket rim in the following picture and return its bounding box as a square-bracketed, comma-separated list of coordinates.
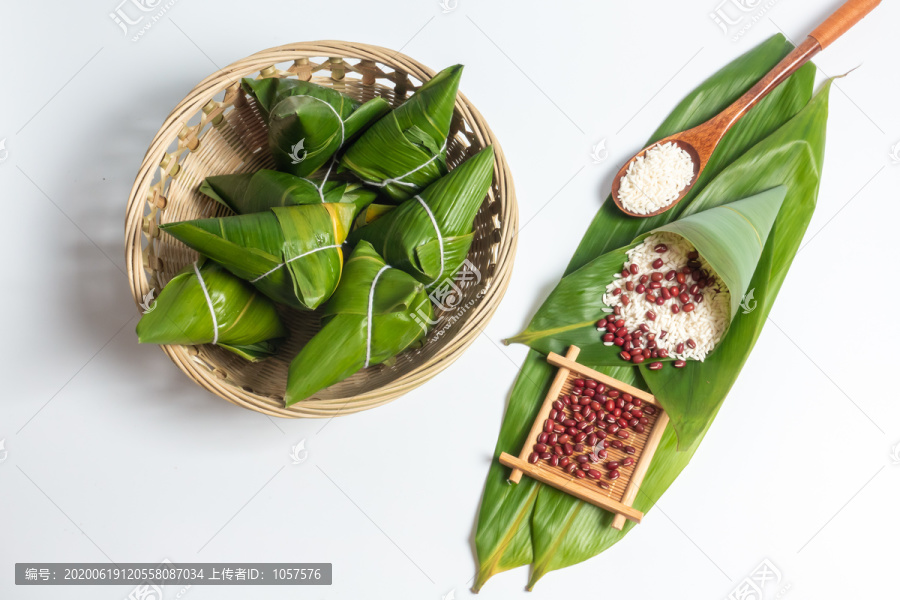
[124, 40, 517, 418]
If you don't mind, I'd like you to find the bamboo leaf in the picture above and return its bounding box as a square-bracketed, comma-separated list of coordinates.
[475, 34, 824, 590]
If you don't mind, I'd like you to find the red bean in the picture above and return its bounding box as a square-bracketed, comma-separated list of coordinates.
[548, 433, 558, 445]
[649, 281, 662, 290]
[658, 348, 669, 359]
[616, 430, 630, 439]
[595, 430, 607, 440]
[544, 419, 553, 433]
[624, 445, 636, 455]
[554, 445, 564, 457]
[631, 409, 643, 419]
[617, 418, 629, 429]
[613, 408, 622, 418]
[550, 455, 559, 467]
[608, 390, 620, 399]
[587, 433, 598, 446]
[674, 360, 686, 368]
[643, 405, 656, 415]
[646, 310, 657, 321]
[665, 269, 677, 281]
[574, 443, 585, 453]
[573, 378, 585, 388]
[558, 434, 570, 444]
[540, 452, 552, 460]
[604, 399, 615, 412]
[632, 354, 646, 365]
[593, 448, 608, 459]
[676, 272, 686, 284]
[565, 463, 577, 474]
[606, 461, 620, 470]
[554, 423, 566, 434]
[676, 343, 684, 354]
[629, 263, 639, 275]
[598, 480, 611, 490]
[564, 443, 574, 456]
[671, 304, 680, 314]
[636, 283, 646, 294]
[534, 443, 548, 453]
[608, 470, 620, 481]
[652, 259, 664, 270]
[639, 417, 649, 425]
[679, 293, 690, 304]
[529, 452, 539, 464]
[621, 268, 630, 279]
[586, 380, 598, 389]
[683, 303, 695, 313]
[634, 423, 645, 434]
[689, 284, 700, 295]
[575, 432, 587, 443]
[661, 288, 672, 300]
[654, 244, 668, 253]
[625, 281, 635, 292]
[638, 324, 649, 333]
[645, 293, 657, 303]
[648, 362, 663, 370]
[622, 457, 634, 467]
[574, 469, 586, 479]
[687, 339, 696, 349]
[587, 469, 602, 480]
[610, 440, 624, 449]
[688, 250, 699, 260]
[559, 457, 570, 468]
[614, 337, 625, 347]
[538, 432, 549, 444]
[576, 455, 590, 464]
[603, 333, 614, 343]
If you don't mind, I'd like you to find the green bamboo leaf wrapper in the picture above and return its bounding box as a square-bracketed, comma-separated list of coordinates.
[507, 186, 788, 362]
[475, 34, 827, 590]
[241, 77, 390, 178]
[348, 146, 494, 286]
[198, 169, 376, 215]
[285, 241, 432, 405]
[341, 65, 462, 202]
[160, 202, 359, 310]
[136, 258, 286, 361]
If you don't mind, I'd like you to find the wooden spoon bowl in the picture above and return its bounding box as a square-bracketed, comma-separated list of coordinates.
[610, 137, 703, 218]
[611, 0, 880, 219]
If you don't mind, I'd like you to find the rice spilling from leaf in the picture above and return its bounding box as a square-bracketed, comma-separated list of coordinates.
[617, 142, 695, 215]
[602, 232, 730, 362]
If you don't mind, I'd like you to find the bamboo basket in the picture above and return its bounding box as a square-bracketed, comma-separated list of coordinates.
[124, 41, 517, 418]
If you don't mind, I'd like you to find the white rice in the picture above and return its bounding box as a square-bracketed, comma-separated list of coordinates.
[602, 232, 730, 362]
[617, 142, 695, 215]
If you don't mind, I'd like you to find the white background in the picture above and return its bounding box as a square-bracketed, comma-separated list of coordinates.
[1, 0, 897, 598]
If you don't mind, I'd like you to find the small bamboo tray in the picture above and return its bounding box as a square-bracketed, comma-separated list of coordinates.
[499, 346, 669, 529]
[124, 41, 517, 418]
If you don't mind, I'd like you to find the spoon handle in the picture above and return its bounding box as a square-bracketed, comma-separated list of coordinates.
[811, 0, 881, 49]
[710, 0, 880, 138]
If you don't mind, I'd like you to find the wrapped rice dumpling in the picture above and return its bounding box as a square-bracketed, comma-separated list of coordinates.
[341, 65, 463, 203]
[136, 258, 286, 361]
[242, 77, 390, 178]
[199, 169, 376, 215]
[285, 241, 433, 405]
[348, 146, 494, 287]
[160, 202, 361, 311]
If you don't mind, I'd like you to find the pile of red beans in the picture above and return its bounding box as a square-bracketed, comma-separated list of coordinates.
[599, 245, 714, 369]
[528, 377, 656, 487]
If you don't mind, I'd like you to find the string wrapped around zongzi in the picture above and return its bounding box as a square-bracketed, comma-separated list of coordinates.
[341, 65, 463, 202]
[348, 145, 494, 287]
[160, 202, 360, 310]
[285, 241, 433, 405]
[242, 77, 390, 178]
[199, 169, 376, 215]
[136, 258, 286, 361]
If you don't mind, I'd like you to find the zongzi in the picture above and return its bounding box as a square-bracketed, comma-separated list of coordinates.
[241, 77, 390, 178]
[341, 65, 463, 202]
[160, 202, 361, 310]
[136, 258, 286, 361]
[284, 241, 433, 405]
[348, 146, 494, 287]
[199, 169, 376, 215]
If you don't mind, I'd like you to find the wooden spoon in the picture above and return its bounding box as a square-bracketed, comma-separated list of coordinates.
[611, 0, 881, 218]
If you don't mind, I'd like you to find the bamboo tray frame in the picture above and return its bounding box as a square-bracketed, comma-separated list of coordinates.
[124, 41, 517, 418]
[500, 346, 669, 529]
